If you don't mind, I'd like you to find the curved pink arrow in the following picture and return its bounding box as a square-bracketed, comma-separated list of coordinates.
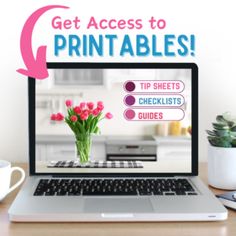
[17, 5, 69, 80]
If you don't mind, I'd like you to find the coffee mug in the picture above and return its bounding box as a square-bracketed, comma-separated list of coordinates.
[0, 160, 25, 201]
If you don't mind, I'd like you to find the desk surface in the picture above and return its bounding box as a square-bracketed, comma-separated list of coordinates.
[1, 163, 236, 236]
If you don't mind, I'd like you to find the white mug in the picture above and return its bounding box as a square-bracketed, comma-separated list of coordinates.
[0, 160, 25, 201]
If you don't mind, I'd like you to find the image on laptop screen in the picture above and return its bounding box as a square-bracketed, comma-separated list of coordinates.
[35, 64, 195, 174]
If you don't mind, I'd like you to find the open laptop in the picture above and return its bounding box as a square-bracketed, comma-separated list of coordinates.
[9, 62, 227, 222]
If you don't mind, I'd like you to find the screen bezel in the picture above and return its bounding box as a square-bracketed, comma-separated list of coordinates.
[29, 62, 198, 177]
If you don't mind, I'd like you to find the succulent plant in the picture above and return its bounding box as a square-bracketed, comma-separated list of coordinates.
[206, 112, 236, 148]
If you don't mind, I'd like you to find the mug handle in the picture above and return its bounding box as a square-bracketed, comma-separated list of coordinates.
[7, 167, 25, 194]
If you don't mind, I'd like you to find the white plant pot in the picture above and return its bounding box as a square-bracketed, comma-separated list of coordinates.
[208, 145, 236, 190]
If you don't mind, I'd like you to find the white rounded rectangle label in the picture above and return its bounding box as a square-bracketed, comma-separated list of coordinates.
[124, 108, 185, 121]
[124, 80, 185, 93]
[124, 94, 184, 107]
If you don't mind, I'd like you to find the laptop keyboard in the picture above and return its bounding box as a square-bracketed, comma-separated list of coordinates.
[34, 178, 198, 196]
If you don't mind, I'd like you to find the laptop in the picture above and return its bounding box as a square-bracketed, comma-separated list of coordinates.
[9, 62, 227, 222]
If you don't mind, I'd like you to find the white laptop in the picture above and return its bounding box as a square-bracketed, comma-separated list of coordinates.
[9, 63, 227, 222]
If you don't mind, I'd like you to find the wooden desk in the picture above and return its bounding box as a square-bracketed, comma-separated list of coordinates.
[0, 163, 235, 236]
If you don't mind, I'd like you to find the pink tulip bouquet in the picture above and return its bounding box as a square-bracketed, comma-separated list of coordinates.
[51, 100, 113, 163]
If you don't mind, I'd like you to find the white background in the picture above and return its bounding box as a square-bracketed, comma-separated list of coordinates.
[0, 0, 236, 162]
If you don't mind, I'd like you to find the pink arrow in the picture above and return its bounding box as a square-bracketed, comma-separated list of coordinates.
[17, 5, 69, 80]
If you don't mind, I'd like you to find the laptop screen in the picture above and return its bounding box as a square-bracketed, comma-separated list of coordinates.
[32, 63, 198, 175]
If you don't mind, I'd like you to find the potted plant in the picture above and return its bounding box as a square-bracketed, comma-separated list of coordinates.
[206, 112, 236, 189]
[51, 100, 113, 164]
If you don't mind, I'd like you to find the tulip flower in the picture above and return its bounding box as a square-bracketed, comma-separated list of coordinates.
[97, 101, 104, 111]
[80, 113, 89, 121]
[83, 110, 89, 116]
[70, 115, 78, 122]
[97, 101, 103, 106]
[73, 106, 81, 114]
[87, 102, 94, 110]
[92, 108, 100, 116]
[65, 99, 73, 107]
[105, 112, 113, 119]
[80, 102, 86, 110]
[50, 114, 57, 121]
[56, 112, 64, 121]
[51, 100, 112, 137]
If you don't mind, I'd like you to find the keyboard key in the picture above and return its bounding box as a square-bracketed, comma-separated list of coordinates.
[45, 192, 55, 196]
[176, 191, 186, 195]
[165, 192, 175, 195]
[153, 191, 163, 195]
[34, 191, 44, 196]
[57, 191, 67, 196]
[187, 192, 198, 195]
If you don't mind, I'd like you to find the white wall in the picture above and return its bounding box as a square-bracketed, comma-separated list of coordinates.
[0, 0, 236, 162]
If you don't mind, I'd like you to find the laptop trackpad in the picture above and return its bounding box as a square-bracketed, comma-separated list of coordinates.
[84, 198, 154, 213]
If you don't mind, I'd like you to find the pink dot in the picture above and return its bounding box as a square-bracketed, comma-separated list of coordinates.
[125, 81, 135, 92]
[125, 109, 135, 120]
[125, 95, 136, 106]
